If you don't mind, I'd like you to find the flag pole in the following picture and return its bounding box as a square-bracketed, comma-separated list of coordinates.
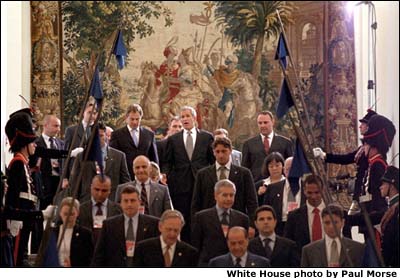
[35, 30, 119, 266]
[274, 9, 353, 266]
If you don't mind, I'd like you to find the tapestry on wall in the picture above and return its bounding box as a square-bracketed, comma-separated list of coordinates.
[31, 1, 358, 179]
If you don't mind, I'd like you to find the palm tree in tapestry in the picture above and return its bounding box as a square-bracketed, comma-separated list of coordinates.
[215, 1, 294, 80]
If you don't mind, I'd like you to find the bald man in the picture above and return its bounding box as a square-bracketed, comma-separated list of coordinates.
[115, 155, 172, 218]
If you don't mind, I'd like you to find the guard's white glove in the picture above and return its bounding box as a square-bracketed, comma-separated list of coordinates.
[71, 147, 84, 158]
[42, 205, 57, 220]
[313, 147, 326, 160]
[9, 220, 23, 237]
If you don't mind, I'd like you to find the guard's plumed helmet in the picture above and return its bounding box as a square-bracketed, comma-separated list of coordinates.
[5, 108, 37, 153]
[363, 114, 396, 155]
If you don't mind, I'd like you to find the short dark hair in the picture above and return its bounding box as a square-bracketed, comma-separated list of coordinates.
[257, 110, 274, 120]
[304, 174, 323, 189]
[212, 137, 232, 150]
[322, 204, 344, 219]
[261, 152, 284, 177]
[255, 205, 277, 221]
[121, 185, 140, 197]
[97, 122, 106, 131]
[125, 104, 143, 117]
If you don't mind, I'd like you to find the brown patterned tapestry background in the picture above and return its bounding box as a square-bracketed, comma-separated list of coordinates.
[30, 1, 358, 178]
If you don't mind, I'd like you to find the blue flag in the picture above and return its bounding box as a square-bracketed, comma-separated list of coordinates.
[42, 232, 61, 267]
[112, 30, 127, 69]
[89, 66, 103, 105]
[276, 78, 294, 119]
[274, 32, 289, 69]
[288, 138, 311, 195]
[87, 126, 104, 177]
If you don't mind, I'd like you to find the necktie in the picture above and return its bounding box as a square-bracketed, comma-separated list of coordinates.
[95, 202, 103, 216]
[186, 131, 194, 160]
[126, 218, 135, 241]
[219, 166, 227, 180]
[132, 129, 138, 147]
[329, 240, 339, 267]
[140, 183, 149, 214]
[312, 208, 322, 241]
[126, 218, 135, 266]
[85, 125, 92, 140]
[164, 245, 172, 267]
[263, 136, 270, 154]
[263, 238, 272, 259]
[49, 137, 60, 175]
[234, 257, 242, 267]
[49, 137, 57, 149]
[221, 210, 229, 225]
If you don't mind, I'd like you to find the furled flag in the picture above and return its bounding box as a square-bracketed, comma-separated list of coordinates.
[41, 232, 61, 267]
[89, 66, 103, 105]
[87, 125, 104, 177]
[276, 77, 294, 119]
[274, 32, 289, 69]
[288, 138, 311, 195]
[112, 30, 127, 69]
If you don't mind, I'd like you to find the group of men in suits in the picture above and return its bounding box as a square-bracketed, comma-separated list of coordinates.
[7, 100, 397, 268]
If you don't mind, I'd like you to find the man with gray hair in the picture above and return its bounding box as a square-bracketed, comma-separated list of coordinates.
[164, 106, 215, 242]
[110, 104, 159, 180]
[133, 209, 198, 267]
[192, 179, 249, 266]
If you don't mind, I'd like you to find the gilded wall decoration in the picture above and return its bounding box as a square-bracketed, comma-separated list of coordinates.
[31, 1, 61, 130]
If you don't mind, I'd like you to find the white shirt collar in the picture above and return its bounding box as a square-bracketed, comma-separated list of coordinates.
[185, 127, 196, 134]
[127, 125, 139, 132]
[260, 131, 274, 141]
[216, 160, 232, 171]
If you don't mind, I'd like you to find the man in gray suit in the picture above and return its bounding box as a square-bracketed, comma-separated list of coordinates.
[213, 128, 242, 166]
[242, 111, 293, 182]
[78, 175, 121, 242]
[115, 155, 172, 218]
[301, 204, 365, 267]
[70, 123, 131, 202]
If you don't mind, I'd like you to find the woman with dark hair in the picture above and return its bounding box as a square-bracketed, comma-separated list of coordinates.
[255, 152, 285, 205]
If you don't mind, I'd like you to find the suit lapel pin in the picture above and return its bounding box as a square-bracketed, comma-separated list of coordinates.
[178, 252, 182, 256]
[76, 233, 79, 237]
[277, 194, 280, 197]
[144, 228, 147, 232]
[251, 262, 255, 266]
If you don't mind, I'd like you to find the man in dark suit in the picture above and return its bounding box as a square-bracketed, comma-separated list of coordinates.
[248, 205, 299, 267]
[115, 155, 172, 218]
[34, 114, 67, 209]
[91, 185, 160, 267]
[70, 123, 130, 202]
[284, 175, 325, 253]
[64, 101, 98, 151]
[301, 204, 365, 267]
[110, 104, 159, 180]
[209, 226, 270, 267]
[192, 179, 249, 266]
[191, 137, 257, 237]
[133, 209, 198, 267]
[164, 106, 215, 242]
[78, 175, 121, 242]
[261, 157, 306, 235]
[242, 111, 293, 182]
[156, 116, 182, 172]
